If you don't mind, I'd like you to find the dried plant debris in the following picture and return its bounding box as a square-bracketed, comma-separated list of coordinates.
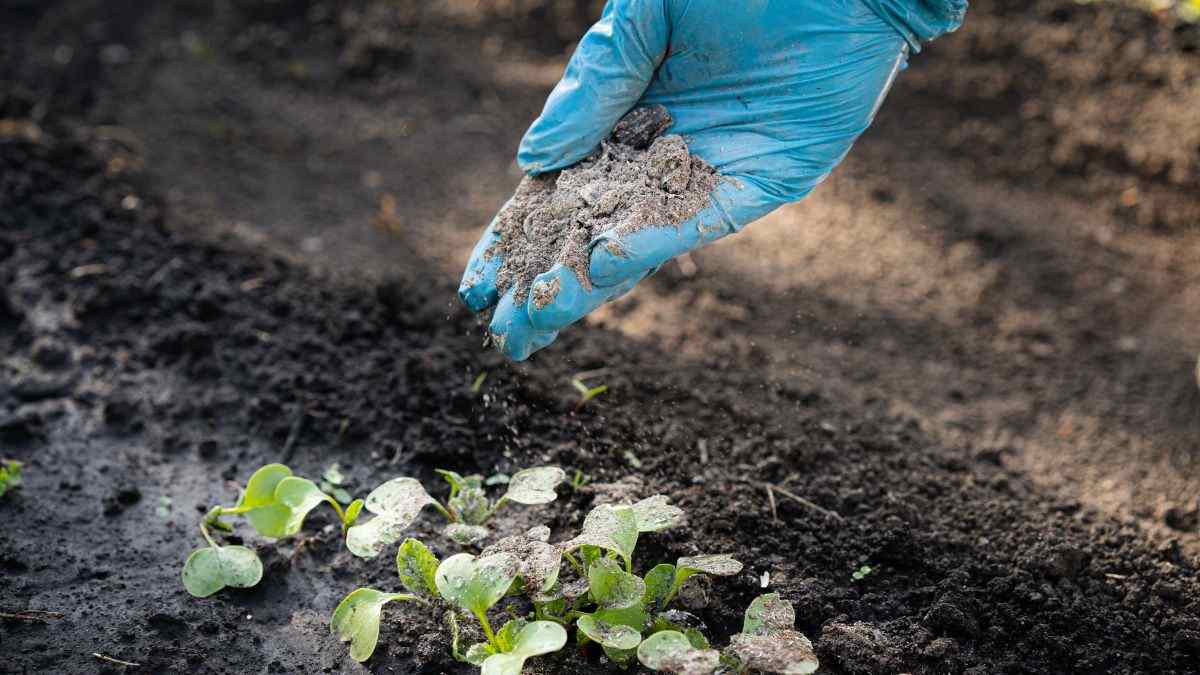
[488, 105, 721, 305]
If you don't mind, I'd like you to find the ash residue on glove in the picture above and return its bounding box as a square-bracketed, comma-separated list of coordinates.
[487, 106, 720, 307]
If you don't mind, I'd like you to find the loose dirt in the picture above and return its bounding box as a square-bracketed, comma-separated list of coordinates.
[490, 106, 719, 305]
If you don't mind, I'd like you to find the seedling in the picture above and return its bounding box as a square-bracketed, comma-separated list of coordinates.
[635, 594, 819, 674]
[320, 462, 353, 505]
[852, 564, 874, 581]
[471, 371, 488, 394]
[0, 459, 23, 498]
[182, 463, 360, 597]
[345, 466, 566, 556]
[571, 376, 608, 409]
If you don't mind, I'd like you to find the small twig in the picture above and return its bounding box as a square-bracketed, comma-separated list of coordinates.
[0, 610, 64, 622]
[765, 484, 779, 524]
[762, 483, 844, 522]
[93, 653, 140, 668]
[280, 405, 306, 462]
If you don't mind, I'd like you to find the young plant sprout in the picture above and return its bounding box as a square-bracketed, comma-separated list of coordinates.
[0, 459, 22, 498]
[319, 462, 353, 505]
[571, 376, 608, 409]
[345, 466, 566, 556]
[182, 463, 361, 597]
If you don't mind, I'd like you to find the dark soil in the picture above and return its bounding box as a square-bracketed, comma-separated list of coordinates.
[3, 2, 1199, 675]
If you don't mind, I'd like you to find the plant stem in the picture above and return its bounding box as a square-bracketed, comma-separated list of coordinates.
[432, 499, 456, 523]
[562, 550, 585, 576]
[484, 496, 508, 521]
[474, 610, 497, 648]
[216, 505, 253, 515]
[198, 520, 218, 549]
[324, 496, 347, 531]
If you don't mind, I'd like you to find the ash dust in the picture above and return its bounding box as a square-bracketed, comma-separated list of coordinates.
[487, 106, 720, 305]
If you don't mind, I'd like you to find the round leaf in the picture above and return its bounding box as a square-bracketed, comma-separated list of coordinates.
[236, 463, 292, 509]
[364, 477, 435, 517]
[346, 478, 436, 558]
[576, 614, 641, 650]
[481, 620, 567, 674]
[638, 630, 721, 675]
[330, 588, 414, 662]
[482, 533, 563, 593]
[435, 552, 520, 616]
[396, 538, 440, 597]
[743, 593, 796, 635]
[347, 514, 412, 558]
[503, 466, 566, 505]
[567, 504, 639, 566]
[245, 476, 330, 538]
[181, 545, 263, 598]
[728, 630, 819, 674]
[676, 554, 743, 577]
[464, 642, 493, 666]
[510, 620, 568, 656]
[643, 563, 676, 610]
[589, 558, 645, 609]
[631, 495, 684, 533]
[673, 554, 743, 591]
[444, 522, 490, 545]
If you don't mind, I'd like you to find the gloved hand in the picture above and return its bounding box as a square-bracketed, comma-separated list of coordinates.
[460, 0, 967, 360]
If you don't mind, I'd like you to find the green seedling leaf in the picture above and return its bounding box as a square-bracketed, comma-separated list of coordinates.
[156, 496, 172, 518]
[435, 552, 520, 617]
[572, 378, 608, 407]
[631, 495, 684, 533]
[589, 558, 646, 609]
[643, 563, 676, 610]
[346, 478, 436, 558]
[181, 544, 263, 598]
[330, 588, 416, 662]
[727, 631, 819, 674]
[322, 463, 345, 486]
[729, 594, 818, 674]
[852, 564, 874, 581]
[567, 504, 639, 569]
[237, 463, 292, 509]
[495, 618, 527, 652]
[672, 554, 742, 593]
[743, 593, 796, 635]
[245, 476, 332, 538]
[464, 642, 493, 666]
[480, 621, 567, 675]
[444, 522, 490, 545]
[330, 487, 353, 505]
[637, 630, 720, 675]
[0, 459, 23, 498]
[577, 614, 642, 651]
[482, 532, 562, 593]
[343, 498, 364, 527]
[396, 538, 440, 596]
[437, 469, 483, 499]
[503, 466, 566, 505]
[485, 473, 510, 486]
[470, 371, 488, 394]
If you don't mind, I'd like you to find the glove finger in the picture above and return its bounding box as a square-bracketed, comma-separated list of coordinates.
[525, 263, 643, 333]
[589, 178, 782, 287]
[458, 212, 505, 313]
[488, 286, 559, 361]
[517, 0, 671, 174]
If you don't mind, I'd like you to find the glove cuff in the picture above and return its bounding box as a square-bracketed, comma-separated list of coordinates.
[861, 0, 968, 52]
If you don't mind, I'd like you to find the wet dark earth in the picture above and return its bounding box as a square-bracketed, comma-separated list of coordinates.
[3, 1, 1200, 674]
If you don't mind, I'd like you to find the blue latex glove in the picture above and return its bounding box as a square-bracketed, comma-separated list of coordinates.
[460, 0, 967, 361]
